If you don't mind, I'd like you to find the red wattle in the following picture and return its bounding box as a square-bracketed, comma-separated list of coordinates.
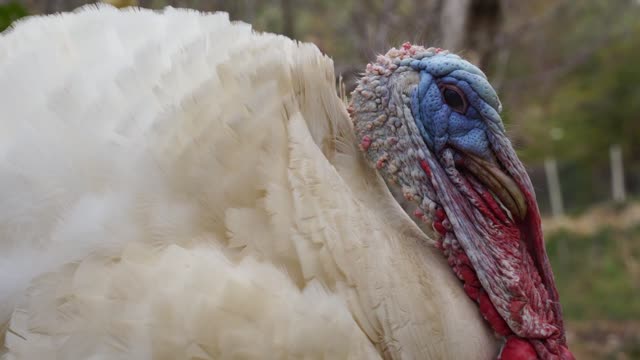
[500, 337, 538, 360]
[463, 283, 480, 302]
[433, 221, 446, 235]
[360, 135, 372, 151]
[559, 345, 576, 360]
[457, 264, 479, 287]
[419, 159, 432, 177]
[478, 290, 512, 336]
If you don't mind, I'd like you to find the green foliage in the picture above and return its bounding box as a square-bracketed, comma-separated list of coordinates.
[497, 1, 640, 213]
[0, 1, 28, 33]
[546, 226, 640, 320]
[511, 1, 640, 162]
[528, 31, 640, 162]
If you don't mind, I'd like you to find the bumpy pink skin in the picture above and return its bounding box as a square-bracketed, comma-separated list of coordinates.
[350, 43, 574, 360]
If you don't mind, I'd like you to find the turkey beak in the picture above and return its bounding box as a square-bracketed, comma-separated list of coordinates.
[459, 152, 527, 221]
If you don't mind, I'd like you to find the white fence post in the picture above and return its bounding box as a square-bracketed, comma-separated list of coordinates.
[545, 157, 564, 218]
[610, 144, 626, 203]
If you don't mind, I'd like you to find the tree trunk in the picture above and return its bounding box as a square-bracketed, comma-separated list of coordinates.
[281, 0, 294, 39]
[440, 0, 471, 52]
[466, 0, 502, 69]
[441, 0, 502, 68]
[44, 0, 57, 13]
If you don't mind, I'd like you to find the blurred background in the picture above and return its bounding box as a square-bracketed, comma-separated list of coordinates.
[2, 0, 640, 358]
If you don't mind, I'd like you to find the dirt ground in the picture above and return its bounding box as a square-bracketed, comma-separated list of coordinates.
[567, 320, 640, 360]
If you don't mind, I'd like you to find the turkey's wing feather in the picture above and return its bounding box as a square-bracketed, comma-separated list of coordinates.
[0, 5, 497, 359]
[0, 6, 379, 359]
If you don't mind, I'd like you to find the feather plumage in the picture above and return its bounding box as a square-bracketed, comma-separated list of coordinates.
[0, 5, 496, 359]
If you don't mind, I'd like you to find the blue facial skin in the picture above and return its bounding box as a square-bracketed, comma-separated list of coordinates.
[407, 55, 503, 161]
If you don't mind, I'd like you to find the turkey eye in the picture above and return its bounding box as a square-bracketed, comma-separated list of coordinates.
[442, 86, 467, 113]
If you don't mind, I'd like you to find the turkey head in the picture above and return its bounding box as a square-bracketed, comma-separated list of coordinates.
[350, 43, 574, 360]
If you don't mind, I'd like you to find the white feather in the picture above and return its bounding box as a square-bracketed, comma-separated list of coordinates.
[0, 5, 497, 359]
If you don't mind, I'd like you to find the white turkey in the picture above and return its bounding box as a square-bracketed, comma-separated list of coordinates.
[0, 5, 574, 360]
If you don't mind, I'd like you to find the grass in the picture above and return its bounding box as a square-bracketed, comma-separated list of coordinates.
[545, 225, 640, 321]
[542, 213, 640, 359]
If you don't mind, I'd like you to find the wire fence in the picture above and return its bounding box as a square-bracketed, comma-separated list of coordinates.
[529, 144, 636, 217]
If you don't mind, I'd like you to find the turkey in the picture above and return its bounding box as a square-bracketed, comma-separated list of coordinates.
[0, 5, 574, 360]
